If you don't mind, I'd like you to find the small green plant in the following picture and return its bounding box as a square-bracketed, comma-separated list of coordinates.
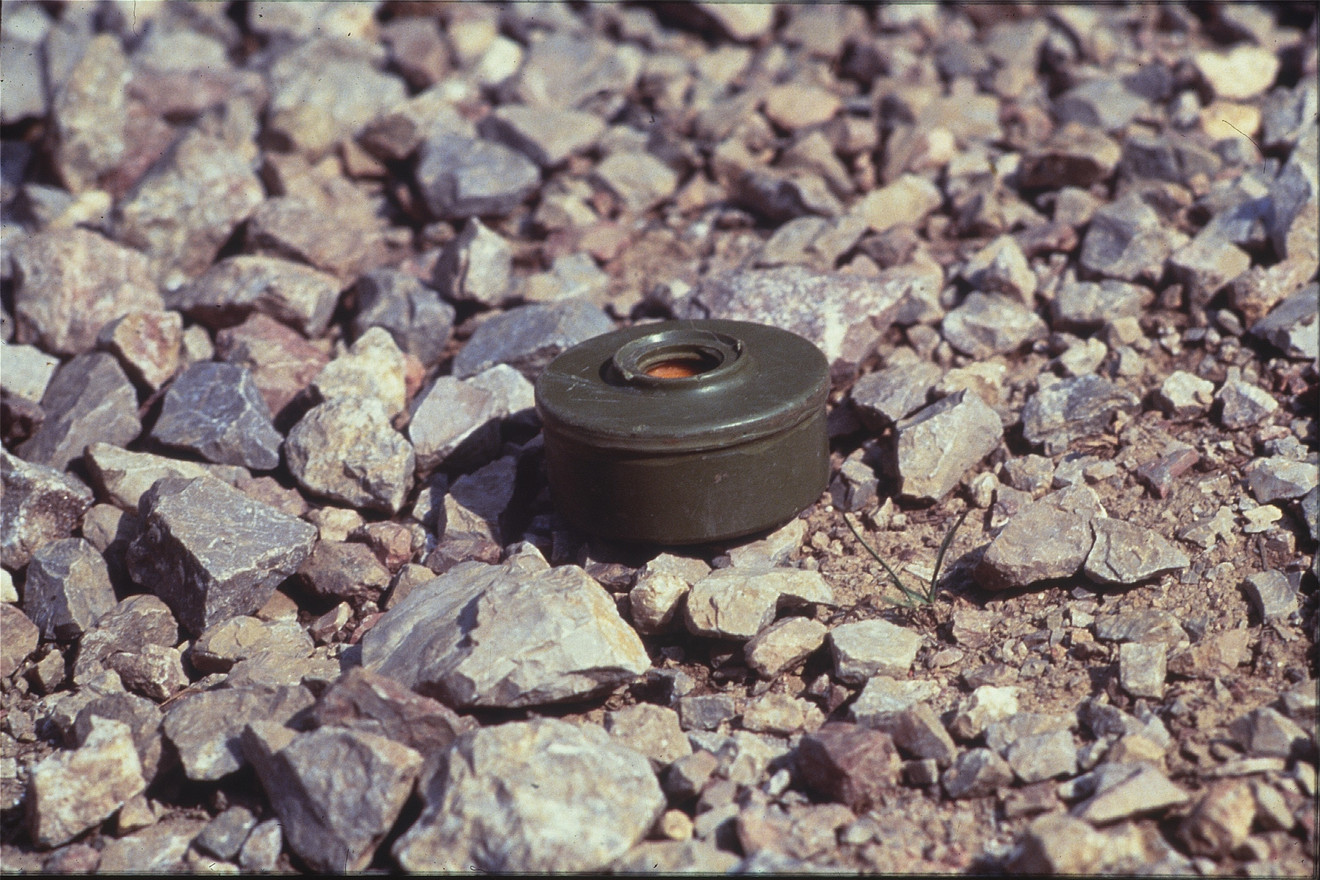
[843, 509, 969, 608]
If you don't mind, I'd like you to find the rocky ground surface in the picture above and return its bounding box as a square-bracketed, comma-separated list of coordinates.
[1, 1, 1318, 874]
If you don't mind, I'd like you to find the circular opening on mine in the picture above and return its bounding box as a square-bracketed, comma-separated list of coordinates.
[640, 347, 724, 378]
[612, 329, 744, 387]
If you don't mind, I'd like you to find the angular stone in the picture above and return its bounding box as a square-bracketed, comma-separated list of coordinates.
[975, 485, 1104, 590]
[831, 454, 879, 512]
[72, 594, 179, 685]
[1008, 813, 1108, 874]
[676, 694, 737, 732]
[1242, 457, 1318, 503]
[408, 365, 534, 472]
[865, 703, 957, 768]
[1169, 233, 1251, 308]
[215, 312, 330, 422]
[195, 806, 258, 862]
[150, 361, 281, 470]
[97, 818, 208, 873]
[95, 310, 183, 392]
[0, 449, 93, 570]
[23, 538, 115, 641]
[853, 174, 942, 233]
[962, 235, 1036, 300]
[796, 722, 900, 812]
[161, 685, 314, 781]
[285, 398, 415, 515]
[725, 518, 808, 569]
[311, 326, 408, 416]
[630, 571, 691, 635]
[0, 604, 40, 678]
[309, 666, 476, 758]
[1242, 570, 1300, 621]
[350, 269, 455, 369]
[685, 567, 834, 641]
[114, 130, 264, 284]
[416, 133, 540, 220]
[103, 643, 188, 703]
[1006, 728, 1077, 783]
[362, 553, 650, 708]
[191, 615, 313, 674]
[1177, 781, 1255, 859]
[49, 34, 129, 193]
[1083, 518, 1188, 586]
[17, 352, 141, 470]
[1018, 123, 1121, 189]
[612, 840, 741, 874]
[741, 692, 824, 736]
[828, 619, 923, 683]
[1079, 194, 1185, 284]
[1228, 706, 1309, 759]
[25, 717, 146, 848]
[605, 703, 692, 770]
[295, 540, 392, 604]
[1155, 370, 1215, 418]
[1054, 78, 1149, 133]
[1021, 374, 1141, 455]
[849, 676, 941, 725]
[0, 342, 59, 405]
[1167, 629, 1251, 680]
[439, 455, 518, 544]
[243, 195, 377, 282]
[1050, 279, 1152, 331]
[1071, 763, 1189, 824]
[745, 617, 829, 678]
[478, 105, 606, 168]
[949, 685, 1020, 741]
[393, 718, 664, 872]
[890, 390, 1003, 502]
[451, 299, 614, 380]
[126, 476, 317, 636]
[83, 443, 241, 512]
[942, 747, 1013, 799]
[592, 150, 679, 214]
[243, 722, 422, 873]
[941, 292, 1047, 360]
[1118, 642, 1167, 699]
[168, 255, 341, 338]
[677, 265, 908, 370]
[1250, 285, 1319, 360]
[1093, 608, 1187, 646]
[1215, 372, 1279, 429]
[1194, 46, 1280, 101]
[522, 251, 611, 303]
[433, 218, 513, 308]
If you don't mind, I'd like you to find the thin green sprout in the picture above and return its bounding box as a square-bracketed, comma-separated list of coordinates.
[844, 509, 969, 607]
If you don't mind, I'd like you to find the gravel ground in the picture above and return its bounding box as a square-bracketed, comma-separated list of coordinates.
[1, 1, 1318, 874]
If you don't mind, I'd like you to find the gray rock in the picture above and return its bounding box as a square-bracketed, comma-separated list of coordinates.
[72, 594, 179, 685]
[1006, 728, 1078, 783]
[393, 718, 664, 872]
[1243, 456, 1318, 503]
[593, 150, 680, 214]
[942, 747, 1013, 799]
[975, 485, 1105, 590]
[195, 806, 258, 862]
[479, 105, 606, 168]
[744, 617, 823, 680]
[1070, 763, 1188, 824]
[285, 397, 415, 515]
[685, 567, 834, 640]
[25, 717, 146, 848]
[191, 616, 314, 674]
[1078, 698, 1171, 748]
[1018, 122, 1121, 189]
[150, 362, 281, 470]
[113, 129, 264, 284]
[70, 688, 167, 783]
[0, 35, 47, 124]
[239, 818, 283, 872]
[1215, 371, 1279, 429]
[452, 299, 614, 380]
[1155, 370, 1215, 418]
[1008, 813, 1108, 874]
[1250, 284, 1319, 360]
[83, 442, 245, 511]
[296, 541, 392, 604]
[167, 255, 341, 338]
[1093, 608, 1187, 647]
[506, 30, 642, 114]
[362, 551, 650, 708]
[0, 604, 39, 678]
[17, 352, 141, 470]
[161, 685, 315, 781]
[103, 643, 189, 703]
[864, 703, 957, 768]
[0, 342, 59, 404]
[676, 265, 909, 370]
[434, 218, 513, 307]
[629, 574, 690, 635]
[1000, 455, 1055, 496]
[350, 269, 455, 369]
[0, 448, 93, 570]
[849, 676, 941, 725]
[1176, 781, 1256, 859]
[126, 476, 317, 636]
[725, 518, 807, 569]
[677, 694, 738, 731]
[23, 538, 115, 641]
[1021, 374, 1141, 455]
[310, 326, 408, 417]
[828, 619, 923, 683]
[1168, 232, 1251, 308]
[1228, 706, 1309, 759]
[442, 455, 518, 543]
[612, 840, 741, 874]
[1054, 78, 1149, 133]
[1242, 570, 1300, 621]
[308, 666, 477, 760]
[605, 703, 692, 770]
[890, 389, 1003, 502]
[98, 817, 208, 873]
[942, 292, 1048, 359]
[11, 228, 163, 357]
[416, 133, 540, 220]
[523, 251, 611, 303]
[740, 691, 824, 735]
[1050, 278, 1152, 331]
[265, 36, 407, 158]
[243, 722, 422, 873]
[408, 365, 534, 472]
[1302, 486, 1320, 543]
[962, 235, 1036, 300]
[849, 361, 942, 430]
[949, 685, 1020, 741]
[1262, 81, 1319, 149]
[831, 454, 879, 512]
[1119, 642, 1167, 699]
[1083, 518, 1188, 586]
[1079, 194, 1185, 283]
